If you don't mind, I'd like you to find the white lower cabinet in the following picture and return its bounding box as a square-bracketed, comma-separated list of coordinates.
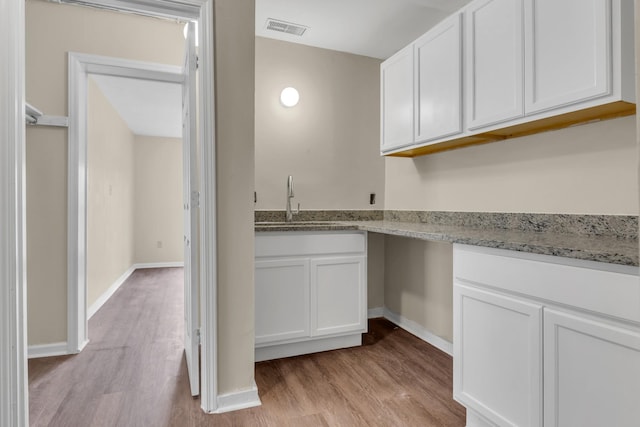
[255, 258, 310, 345]
[543, 309, 640, 427]
[311, 256, 366, 337]
[255, 231, 367, 362]
[453, 244, 640, 427]
[454, 284, 542, 427]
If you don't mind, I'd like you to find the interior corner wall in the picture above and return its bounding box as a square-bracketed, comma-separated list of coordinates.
[214, 0, 257, 395]
[133, 135, 184, 265]
[385, 115, 638, 215]
[254, 37, 385, 211]
[25, 0, 184, 346]
[367, 233, 385, 310]
[384, 237, 453, 342]
[86, 78, 135, 309]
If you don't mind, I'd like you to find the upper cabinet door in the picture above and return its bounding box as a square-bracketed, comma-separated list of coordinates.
[380, 45, 414, 152]
[524, 0, 612, 114]
[415, 13, 463, 143]
[466, 0, 524, 130]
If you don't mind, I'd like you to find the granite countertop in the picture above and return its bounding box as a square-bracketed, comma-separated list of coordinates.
[254, 211, 639, 267]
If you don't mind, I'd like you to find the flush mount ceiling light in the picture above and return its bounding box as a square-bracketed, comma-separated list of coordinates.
[280, 87, 300, 107]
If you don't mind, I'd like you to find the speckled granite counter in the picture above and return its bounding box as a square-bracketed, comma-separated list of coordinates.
[254, 211, 639, 267]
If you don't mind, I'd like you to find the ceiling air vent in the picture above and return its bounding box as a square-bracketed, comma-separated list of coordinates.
[265, 18, 308, 36]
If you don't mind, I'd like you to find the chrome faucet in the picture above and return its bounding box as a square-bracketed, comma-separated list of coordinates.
[286, 175, 299, 222]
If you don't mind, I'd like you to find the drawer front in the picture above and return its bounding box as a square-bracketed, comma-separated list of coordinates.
[453, 244, 640, 323]
[256, 231, 366, 258]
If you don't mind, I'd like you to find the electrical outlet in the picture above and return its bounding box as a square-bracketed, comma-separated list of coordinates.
[156, 241, 163, 249]
[369, 193, 376, 205]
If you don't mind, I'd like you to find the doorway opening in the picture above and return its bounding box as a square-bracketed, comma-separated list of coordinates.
[7, 0, 218, 421]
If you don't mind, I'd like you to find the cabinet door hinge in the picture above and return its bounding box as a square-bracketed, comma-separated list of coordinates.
[191, 191, 200, 208]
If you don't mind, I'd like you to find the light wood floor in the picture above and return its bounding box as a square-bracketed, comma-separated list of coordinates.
[29, 267, 465, 426]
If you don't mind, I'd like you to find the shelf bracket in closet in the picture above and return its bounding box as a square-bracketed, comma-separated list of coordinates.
[25, 102, 69, 127]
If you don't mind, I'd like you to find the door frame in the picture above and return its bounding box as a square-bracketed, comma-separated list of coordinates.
[0, 0, 219, 421]
[0, 0, 28, 425]
[67, 52, 185, 355]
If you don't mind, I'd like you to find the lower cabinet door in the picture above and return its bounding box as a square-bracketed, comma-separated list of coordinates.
[255, 258, 310, 345]
[311, 256, 366, 337]
[453, 283, 543, 427]
[543, 308, 640, 427]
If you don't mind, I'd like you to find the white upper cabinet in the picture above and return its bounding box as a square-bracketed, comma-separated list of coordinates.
[380, 0, 635, 157]
[415, 13, 463, 142]
[524, 0, 612, 114]
[465, 0, 524, 130]
[380, 44, 414, 152]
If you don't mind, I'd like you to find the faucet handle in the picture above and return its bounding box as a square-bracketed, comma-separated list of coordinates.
[294, 202, 300, 215]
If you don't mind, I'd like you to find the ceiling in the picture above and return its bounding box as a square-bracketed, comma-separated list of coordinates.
[256, 0, 472, 59]
[90, 75, 182, 139]
[92, 0, 470, 138]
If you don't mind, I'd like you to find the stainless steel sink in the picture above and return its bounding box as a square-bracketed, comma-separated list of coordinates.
[255, 221, 339, 226]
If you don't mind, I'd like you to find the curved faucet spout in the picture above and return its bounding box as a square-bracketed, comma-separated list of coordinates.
[286, 175, 299, 222]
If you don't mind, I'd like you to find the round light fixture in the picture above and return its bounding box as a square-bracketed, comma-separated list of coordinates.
[280, 87, 300, 107]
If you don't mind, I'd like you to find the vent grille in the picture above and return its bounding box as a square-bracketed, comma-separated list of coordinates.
[265, 18, 308, 36]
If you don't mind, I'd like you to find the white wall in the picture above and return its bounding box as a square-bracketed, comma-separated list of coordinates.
[215, 0, 257, 395]
[385, 116, 638, 215]
[254, 37, 384, 211]
[133, 135, 183, 264]
[87, 77, 136, 309]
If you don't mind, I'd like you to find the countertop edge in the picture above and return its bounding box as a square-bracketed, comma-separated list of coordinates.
[255, 220, 639, 267]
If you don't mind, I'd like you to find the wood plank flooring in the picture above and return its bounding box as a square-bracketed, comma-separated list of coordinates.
[29, 267, 465, 426]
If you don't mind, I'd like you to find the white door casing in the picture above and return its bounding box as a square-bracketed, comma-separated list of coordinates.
[0, 0, 29, 424]
[68, 52, 184, 354]
[183, 20, 200, 397]
[63, 0, 217, 415]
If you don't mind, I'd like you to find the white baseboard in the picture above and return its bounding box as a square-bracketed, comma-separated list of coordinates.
[28, 342, 69, 359]
[88, 266, 136, 319]
[133, 262, 184, 269]
[215, 381, 262, 413]
[383, 307, 453, 356]
[368, 306, 384, 318]
[255, 334, 362, 362]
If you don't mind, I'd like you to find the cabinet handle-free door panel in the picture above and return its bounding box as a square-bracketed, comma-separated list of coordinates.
[543, 308, 640, 427]
[415, 13, 463, 143]
[381, 46, 414, 152]
[524, 0, 611, 114]
[454, 283, 543, 427]
[311, 256, 366, 337]
[255, 259, 310, 345]
[466, 0, 524, 130]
